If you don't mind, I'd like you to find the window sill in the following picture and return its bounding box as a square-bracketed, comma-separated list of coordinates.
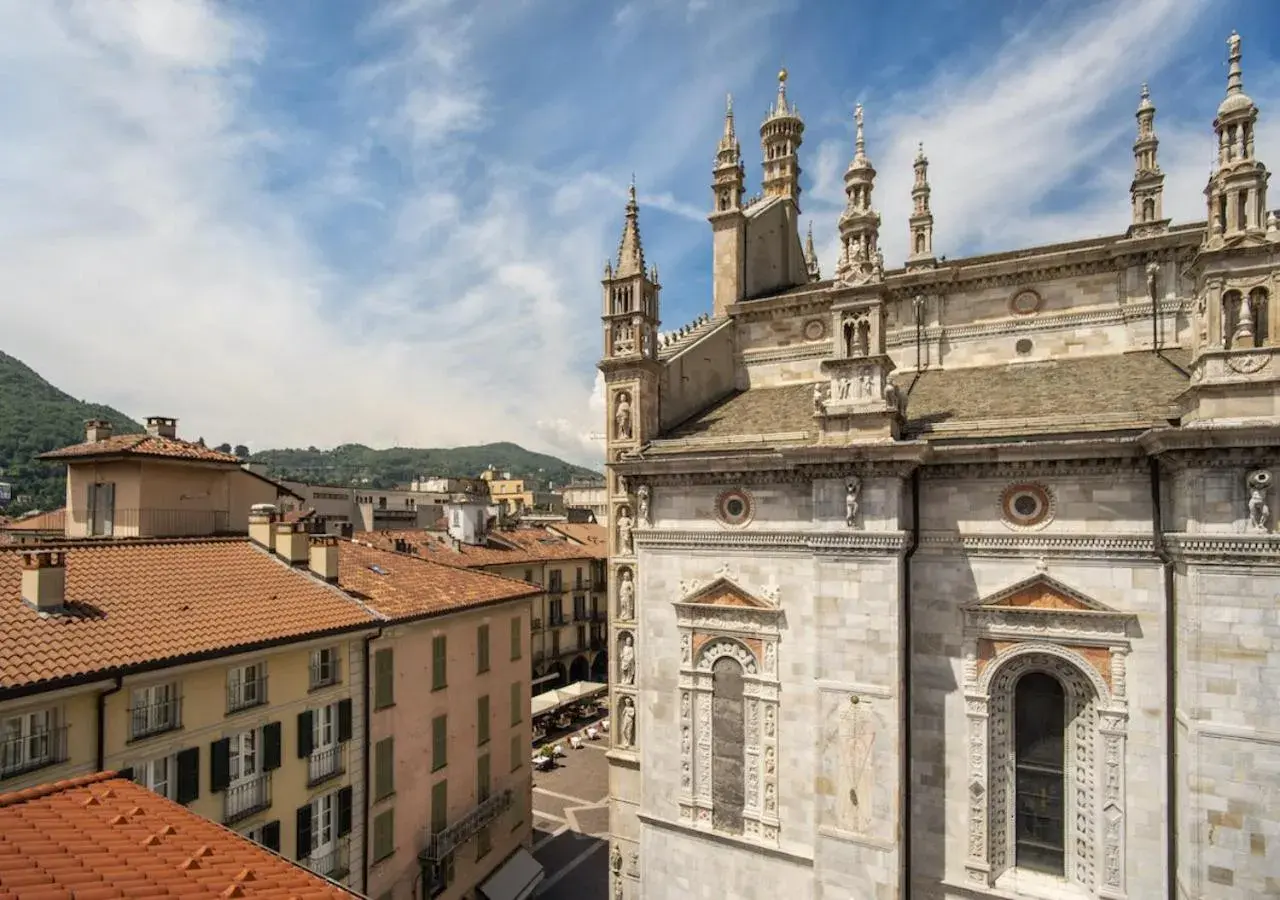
[226, 701, 268, 717]
[126, 724, 184, 744]
[371, 847, 398, 867]
[431, 764, 447, 774]
[307, 680, 342, 694]
[373, 790, 395, 804]
[373, 701, 396, 712]
[431, 685, 448, 693]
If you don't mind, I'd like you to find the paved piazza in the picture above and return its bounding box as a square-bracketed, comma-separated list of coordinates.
[530, 728, 610, 898]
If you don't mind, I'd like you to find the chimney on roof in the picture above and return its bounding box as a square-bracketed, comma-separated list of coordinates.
[308, 535, 339, 582]
[84, 419, 112, 443]
[145, 417, 177, 439]
[275, 520, 310, 565]
[21, 550, 65, 613]
[248, 503, 278, 550]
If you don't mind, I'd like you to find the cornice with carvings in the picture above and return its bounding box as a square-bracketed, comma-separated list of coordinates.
[917, 531, 1157, 560]
[730, 292, 833, 324]
[1140, 424, 1280, 462]
[1165, 533, 1280, 563]
[738, 342, 832, 364]
[635, 528, 910, 556]
[922, 455, 1147, 480]
[618, 458, 922, 483]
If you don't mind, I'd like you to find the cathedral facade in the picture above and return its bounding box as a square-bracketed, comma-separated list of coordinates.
[599, 33, 1279, 900]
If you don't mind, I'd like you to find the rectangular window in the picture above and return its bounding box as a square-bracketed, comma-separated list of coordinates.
[477, 753, 490, 802]
[510, 616, 522, 660]
[575, 567, 583, 589]
[432, 715, 447, 772]
[375, 737, 395, 800]
[374, 648, 394, 709]
[227, 662, 267, 713]
[510, 682, 522, 726]
[477, 696, 490, 747]
[87, 481, 116, 537]
[549, 598, 563, 625]
[477, 625, 490, 674]
[309, 647, 340, 689]
[510, 734, 522, 772]
[431, 636, 447, 691]
[476, 824, 491, 861]
[430, 779, 448, 834]
[549, 570, 562, 593]
[135, 754, 174, 799]
[129, 682, 181, 740]
[0, 708, 63, 778]
[372, 808, 395, 863]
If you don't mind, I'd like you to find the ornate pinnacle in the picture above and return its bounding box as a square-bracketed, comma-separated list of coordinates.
[854, 104, 866, 161]
[1227, 31, 1243, 96]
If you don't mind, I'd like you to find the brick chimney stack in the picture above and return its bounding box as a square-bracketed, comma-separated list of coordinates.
[248, 504, 278, 550]
[145, 417, 177, 439]
[21, 551, 66, 612]
[308, 535, 340, 582]
[84, 419, 112, 443]
[275, 520, 310, 565]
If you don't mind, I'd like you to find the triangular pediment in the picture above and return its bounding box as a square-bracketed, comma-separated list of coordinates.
[680, 576, 775, 609]
[964, 574, 1118, 615]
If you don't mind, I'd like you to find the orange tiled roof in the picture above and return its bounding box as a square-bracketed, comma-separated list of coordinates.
[4, 509, 65, 532]
[545, 523, 606, 556]
[0, 539, 375, 692]
[363, 528, 601, 569]
[38, 434, 241, 464]
[0, 772, 359, 898]
[338, 542, 538, 621]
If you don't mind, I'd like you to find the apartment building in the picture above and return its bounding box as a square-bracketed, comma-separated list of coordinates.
[278, 480, 448, 533]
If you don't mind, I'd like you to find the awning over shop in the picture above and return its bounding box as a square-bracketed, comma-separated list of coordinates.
[530, 680, 608, 718]
[478, 847, 544, 900]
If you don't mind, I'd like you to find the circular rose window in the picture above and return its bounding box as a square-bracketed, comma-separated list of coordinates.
[1009, 290, 1042, 316]
[999, 482, 1054, 530]
[715, 489, 754, 527]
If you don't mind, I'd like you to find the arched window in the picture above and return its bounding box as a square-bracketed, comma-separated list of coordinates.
[1013, 672, 1066, 875]
[711, 656, 745, 834]
[915, 233, 926, 253]
[1223, 289, 1243, 348]
[1142, 197, 1155, 222]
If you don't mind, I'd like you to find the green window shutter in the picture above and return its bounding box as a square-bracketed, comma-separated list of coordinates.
[375, 737, 395, 800]
[431, 779, 448, 834]
[510, 616, 521, 660]
[477, 695, 490, 746]
[431, 635, 447, 690]
[432, 715, 447, 771]
[374, 648, 394, 709]
[373, 808, 395, 862]
[477, 753, 490, 802]
[477, 624, 490, 673]
[510, 734, 522, 772]
[510, 681, 521, 725]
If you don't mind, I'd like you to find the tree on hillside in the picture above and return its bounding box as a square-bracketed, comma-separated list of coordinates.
[215, 442, 232, 453]
[234, 444, 250, 458]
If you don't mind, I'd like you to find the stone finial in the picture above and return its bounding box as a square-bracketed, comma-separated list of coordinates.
[854, 104, 866, 162]
[614, 178, 645, 277]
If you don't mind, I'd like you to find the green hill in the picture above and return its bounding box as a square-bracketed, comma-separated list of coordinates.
[248, 441, 601, 490]
[0, 351, 142, 514]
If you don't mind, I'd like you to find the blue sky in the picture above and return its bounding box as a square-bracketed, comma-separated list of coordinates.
[1, 0, 1276, 468]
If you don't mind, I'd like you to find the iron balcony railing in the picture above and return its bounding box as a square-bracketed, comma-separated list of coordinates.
[79, 508, 233, 538]
[227, 676, 268, 714]
[127, 695, 183, 742]
[419, 788, 513, 862]
[0, 725, 68, 780]
[223, 773, 272, 824]
[305, 836, 351, 881]
[307, 743, 346, 788]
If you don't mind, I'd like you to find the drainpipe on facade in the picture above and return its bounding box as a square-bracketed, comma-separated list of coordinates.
[1149, 456, 1178, 898]
[901, 467, 921, 898]
[95, 676, 124, 772]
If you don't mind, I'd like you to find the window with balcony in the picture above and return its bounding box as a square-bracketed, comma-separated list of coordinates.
[548, 570, 562, 593]
[87, 482, 116, 537]
[309, 647, 341, 690]
[432, 635, 448, 690]
[549, 598, 563, 626]
[575, 567, 584, 590]
[298, 787, 353, 879]
[213, 723, 280, 824]
[132, 746, 199, 805]
[477, 625, 490, 674]
[573, 595, 586, 621]
[227, 662, 268, 714]
[129, 682, 181, 741]
[0, 708, 66, 780]
[299, 700, 351, 787]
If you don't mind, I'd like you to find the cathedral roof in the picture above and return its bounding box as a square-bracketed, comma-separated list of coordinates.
[655, 351, 1190, 448]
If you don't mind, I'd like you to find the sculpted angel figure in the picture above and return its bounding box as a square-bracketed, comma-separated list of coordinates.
[845, 476, 861, 528]
[618, 568, 635, 620]
[619, 633, 635, 685]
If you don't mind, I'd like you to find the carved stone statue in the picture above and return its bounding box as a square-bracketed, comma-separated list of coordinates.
[837, 377, 852, 400]
[618, 568, 635, 620]
[636, 484, 650, 526]
[610, 844, 623, 873]
[616, 472, 627, 495]
[614, 392, 633, 440]
[812, 382, 826, 415]
[614, 876, 624, 900]
[858, 369, 873, 399]
[619, 633, 635, 684]
[1247, 470, 1272, 532]
[845, 476, 861, 528]
[619, 696, 636, 747]
[616, 507, 633, 554]
[885, 382, 904, 414]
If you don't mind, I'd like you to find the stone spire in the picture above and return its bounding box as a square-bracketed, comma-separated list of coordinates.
[759, 69, 804, 208]
[1204, 31, 1270, 246]
[835, 104, 883, 285]
[712, 94, 746, 215]
[906, 142, 936, 269]
[1128, 84, 1168, 237]
[615, 178, 646, 277]
[804, 221, 820, 281]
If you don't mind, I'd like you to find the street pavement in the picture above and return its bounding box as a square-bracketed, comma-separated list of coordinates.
[530, 727, 610, 898]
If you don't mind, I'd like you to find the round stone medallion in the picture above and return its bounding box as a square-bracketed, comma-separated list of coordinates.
[1226, 353, 1269, 374]
[999, 482, 1055, 530]
[715, 488, 754, 528]
[1009, 289, 1043, 316]
[804, 319, 827, 341]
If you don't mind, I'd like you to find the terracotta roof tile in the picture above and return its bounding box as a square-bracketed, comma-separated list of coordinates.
[337, 542, 538, 621]
[4, 509, 65, 533]
[544, 523, 606, 556]
[362, 528, 601, 568]
[0, 539, 375, 692]
[38, 435, 241, 465]
[0, 773, 358, 898]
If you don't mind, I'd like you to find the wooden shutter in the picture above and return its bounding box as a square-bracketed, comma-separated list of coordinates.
[431, 635, 447, 689]
[295, 804, 312, 860]
[431, 779, 447, 834]
[262, 721, 281, 771]
[337, 699, 353, 743]
[297, 710, 314, 758]
[374, 648, 394, 708]
[101, 483, 115, 535]
[511, 734, 521, 772]
[477, 753, 490, 801]
[210, 738, 231, 793]
[477, 625, 489, 673]
[510, 681, 521, 725]
[337, 785, 353, 837]
[375, 737, 394, 800]
[261, 820, 280, 853]
[175, 747, 199, 805]
[432, 715, 447, 771]
[477, 695, 489, 746]
[510, 617, 521, 660]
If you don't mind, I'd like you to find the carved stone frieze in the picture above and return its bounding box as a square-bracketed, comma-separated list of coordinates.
[616, 460, 921, 486]
[917, 531, 1157, 559]
[1164, 533, 1280, 562]
[922, 457, 1147, 481]
[637, 528, 909, 556]
[738, 342, 832, 365]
